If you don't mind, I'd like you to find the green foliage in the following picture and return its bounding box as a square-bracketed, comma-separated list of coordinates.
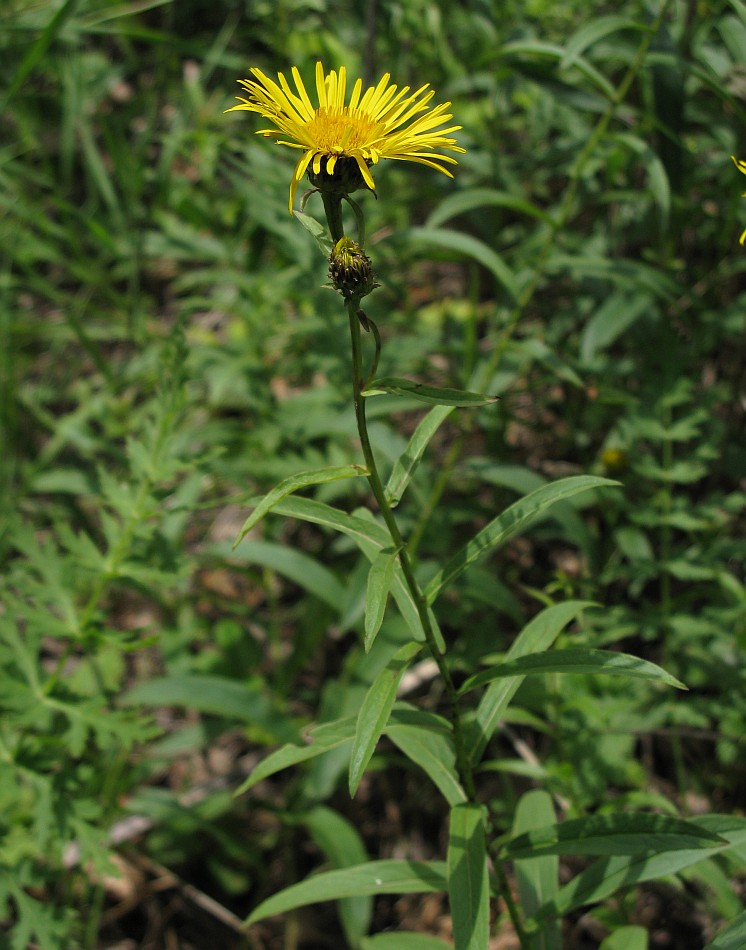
[2, 0, 745, 946]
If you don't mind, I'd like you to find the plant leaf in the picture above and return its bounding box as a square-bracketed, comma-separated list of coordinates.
[234, 465, 368, 547]
[364, 376, 498, 408]
[245, 860, 447, 925]
[120, 674, 295, 739]
[235, 716, 356, 795]
[448, 804, 490, 950]
[299, 806, 372, 948]
[349, 642, 422, 796]
[387, 705, 467, 806]
[513, 790, 561, 950]
[580, 291, 652, 363]
[364, 547, 400, 651]
[461, 648, 686, 694]
[503, 813, 725, 860]
[599, 926, 649, 950]
[471, 601, 596, 764]
[385, 405, 454, 508]
[527, 816, 746, 928]
[560, 15, 644, 70]
[426, 187, 553, 228]
[224, 539, 346, 610]
[425, 477, 619, 605]
[255, 496, 438, 648]
[293, 209, 332, 255]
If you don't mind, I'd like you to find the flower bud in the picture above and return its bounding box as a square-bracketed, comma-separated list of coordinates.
[328, 237, 378, 301]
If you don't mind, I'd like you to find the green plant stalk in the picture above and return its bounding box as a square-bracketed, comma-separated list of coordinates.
[322, 193, 538, 945]
[322, 194, 477, 804]
[345, 301, 477, 799]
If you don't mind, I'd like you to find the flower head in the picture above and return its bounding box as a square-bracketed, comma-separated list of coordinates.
[328, 236, 378, 301]
[227, 62, 465, 212]
[733, 155, 746, 245]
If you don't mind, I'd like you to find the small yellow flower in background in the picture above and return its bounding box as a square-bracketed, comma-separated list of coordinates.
[733, 155, 746, 245]
[227, 62, 465, 212]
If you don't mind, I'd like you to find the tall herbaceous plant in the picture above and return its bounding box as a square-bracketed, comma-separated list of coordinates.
[225, 62, 729, 948]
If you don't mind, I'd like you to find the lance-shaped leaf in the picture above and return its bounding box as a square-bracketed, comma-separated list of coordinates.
[460, 648, 686, 694]
[364, 547, 400, 651]
[448, 804, 490, 950]
[293, 209, 332, 255]
[526, 816, 746, 929]
[235, 716, 356, 795]
[363, 376, 498, 408]
[426, 187, 553, 229]
[513, 790, 561, 950]
[234, 465, 368, 547]
[259, 496, 443, 649]
[386, 705, 467, 806]
[298, 806, 372, 948]
[385, 404, 454, 508]
[425, 476, 619, 605]
[471, 600, 596, 765]
[502, 813, 725, 861]
[245, 860, 448, 925]
[349, 642, 422, 796]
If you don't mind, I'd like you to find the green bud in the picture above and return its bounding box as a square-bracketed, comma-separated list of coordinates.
[328, 237, 379, 301]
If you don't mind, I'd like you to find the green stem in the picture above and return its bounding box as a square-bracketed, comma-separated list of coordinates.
[322, 192, 477, 800]
[322, 191, 345, 243]
[319, 190, 539, 943]
[493, 858, 530, 947]
[345, 298, 477, 802]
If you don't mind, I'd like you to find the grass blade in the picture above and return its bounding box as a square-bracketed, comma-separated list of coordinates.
[2, 0, 80, 112]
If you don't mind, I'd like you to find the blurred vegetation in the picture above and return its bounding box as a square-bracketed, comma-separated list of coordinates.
[1, 0, 745, 947]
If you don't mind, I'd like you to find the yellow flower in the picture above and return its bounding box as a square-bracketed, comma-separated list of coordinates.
[733, 155, 746, 245]
[226, 62, 465, 212]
